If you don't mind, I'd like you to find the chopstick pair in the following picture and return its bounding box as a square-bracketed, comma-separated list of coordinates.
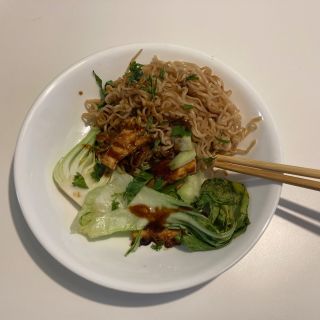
[214, 155, 320, 191]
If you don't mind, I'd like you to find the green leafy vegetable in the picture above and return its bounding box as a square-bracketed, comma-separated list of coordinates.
[202, 157, 214, 166]
[144, 75, 157, 100]
[71, 170, 190, 240]
[127, 61, 144, 83]
[171, 125, 191, 137]
[93, 70, 103, 91]
[105, 80, 113, 87]
[125, 231, 143, 256]
[146, 116, 154, 130]
[216, 136, 230, 144]
[93, 70, 106, 100]
[159, 68, 165, 80]
[186, 74, 199, 81]
[70, 167, 249, 254]
[182, 104, 193, 110]
[191, 178, 249, 240]
[158, 183, 182, 200]
[72, 172, 89, 189]
[153, 177, 165, 191]
[53, 128, 110, 205]
[111, 198, 120, 211]
[153, 139, 160, 150]
[151, 242, 163, 251]
[123, 171, 153, 204]
[91, 162, 106, 181]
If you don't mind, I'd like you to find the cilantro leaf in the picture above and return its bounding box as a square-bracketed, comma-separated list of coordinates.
[111, 198, 120, 211]
[123, 171, 153, 204]
[216, 136, 230, 144]
[159, 68, 165, 80]
[153, 139, 160, 150]
[91, 162, 106, 181]
[151, 243, 163, 251]
[153, 177, 165, 191]
[146, 116, 154, 130]
[105, 80, 113, 87]
[144, 75, 157, 100]
[92, 70, 106, 100]
[159, 183, 181, 200]
[202, 157, 214, 166]
[171, 125, 192, 137]
[182, 104, 193, 110]
[186, 74, 199, 81]
[125, 230, 142, 256]
[72, 172, 89, 189]
[127, 61, 144, 84]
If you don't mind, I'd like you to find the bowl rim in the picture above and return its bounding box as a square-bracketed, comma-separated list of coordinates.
[14, 42, 282, 293]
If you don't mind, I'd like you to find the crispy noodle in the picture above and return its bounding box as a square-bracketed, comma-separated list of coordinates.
[82, 53, 261, 160]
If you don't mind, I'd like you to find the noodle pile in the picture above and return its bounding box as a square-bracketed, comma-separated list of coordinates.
[82, 53, 260, 161]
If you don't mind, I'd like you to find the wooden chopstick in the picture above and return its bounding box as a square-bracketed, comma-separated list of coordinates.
[216, 155, 320, 179]
[214, 156, 320, 191]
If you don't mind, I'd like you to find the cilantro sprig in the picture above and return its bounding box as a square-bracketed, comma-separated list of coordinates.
[72, 172, 88, 189]
[182, 104, 193, 110]
[127, 61, 144, 84]
[171, 125, 192, 137]
[91, 162, 106, 181]
[186, 74, 199, 81]
[123, 171, 153, 204]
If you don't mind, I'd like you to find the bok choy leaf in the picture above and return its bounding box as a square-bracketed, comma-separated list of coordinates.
[53, 127, 110, 206]
[71, 170, 190, 239]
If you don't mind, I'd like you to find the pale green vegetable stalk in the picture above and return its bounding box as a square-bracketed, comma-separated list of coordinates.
[53, 127, 110, 206]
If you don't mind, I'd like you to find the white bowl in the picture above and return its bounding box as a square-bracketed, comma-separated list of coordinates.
[14, 43, 281, 293]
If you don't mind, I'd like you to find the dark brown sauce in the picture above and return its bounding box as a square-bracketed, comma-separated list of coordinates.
[78, 90, 83, 95]
[129, 204, 178, 231]
[151, 160, 172, 180]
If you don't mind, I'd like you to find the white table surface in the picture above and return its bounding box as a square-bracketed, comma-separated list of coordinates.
[1, 1, 320, 319]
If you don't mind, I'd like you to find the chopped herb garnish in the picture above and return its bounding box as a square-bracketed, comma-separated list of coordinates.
[202, 157, 214, 166]
[111, 198, 120, 211]
[144, 75, 157, 100]
[171, 125, 192, 137]
[125, 230, 142, 256]
[93, 70, 106, 100]
[216, 136, 230, 144]
[105, 80, 113, 87]
[159, 68, 165, 80]
[127, 61, 144, 84]
[72, 172, 88, 189]
[146, 115, 154, 130]
[159, 183, 182, 200]
[151, 242, 163, 251]
[97, 101, 106, 109]
[153, 139, 160, 150]
[123, 171, 153, 204]
[186, 74, 199, 81]
[182, 104, 193, 110]
[153, 177, 165, 191]
[91, 162, 106, 181]
[93, 70, 102, 89]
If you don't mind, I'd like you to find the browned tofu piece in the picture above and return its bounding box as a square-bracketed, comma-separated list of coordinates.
[100, 129, 151, 169]
[152, 159, 197, 183]
[167, 159, 196, 182]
